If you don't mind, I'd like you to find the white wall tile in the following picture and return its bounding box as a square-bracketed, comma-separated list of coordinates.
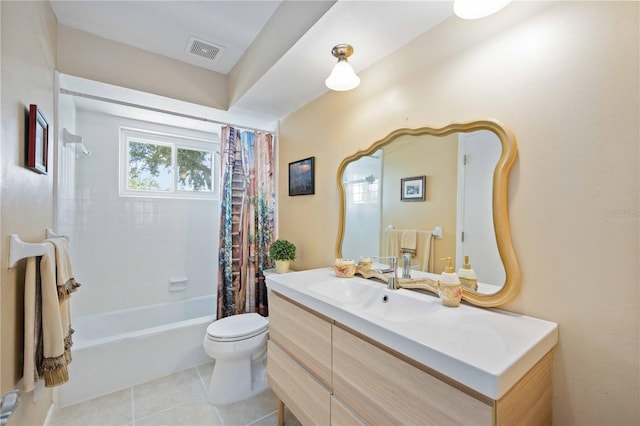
[59, 109, 220, 316]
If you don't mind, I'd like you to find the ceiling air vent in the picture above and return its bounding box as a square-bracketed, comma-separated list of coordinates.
[185, 37, 225, 62]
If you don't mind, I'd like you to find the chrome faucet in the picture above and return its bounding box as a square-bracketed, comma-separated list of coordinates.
[402, 253, 412, 279]
[375, 256, 398, 290]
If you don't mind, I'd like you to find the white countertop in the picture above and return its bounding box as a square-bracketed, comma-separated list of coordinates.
[266, 267, 558, 400]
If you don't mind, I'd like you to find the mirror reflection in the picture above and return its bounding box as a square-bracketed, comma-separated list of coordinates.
[340, 130, 505, 294]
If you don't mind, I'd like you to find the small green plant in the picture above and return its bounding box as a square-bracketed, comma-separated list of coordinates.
[269, 239, 296, 261]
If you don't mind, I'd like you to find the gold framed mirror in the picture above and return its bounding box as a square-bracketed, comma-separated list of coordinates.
[336, 119, 520, 307]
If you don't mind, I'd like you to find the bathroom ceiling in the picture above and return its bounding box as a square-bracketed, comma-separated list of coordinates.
[51, 1, 455, 128]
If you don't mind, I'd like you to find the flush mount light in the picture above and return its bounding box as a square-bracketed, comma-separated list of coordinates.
[325, 44, 360, 91]
[454, 0, 513, 19]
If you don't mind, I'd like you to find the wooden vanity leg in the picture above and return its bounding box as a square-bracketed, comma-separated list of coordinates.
[278, 399, 285, 426]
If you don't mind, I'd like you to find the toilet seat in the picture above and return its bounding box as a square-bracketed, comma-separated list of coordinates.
[206, 313, 268, 343]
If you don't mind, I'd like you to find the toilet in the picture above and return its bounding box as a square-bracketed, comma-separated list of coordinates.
[202, 313, 269, 405]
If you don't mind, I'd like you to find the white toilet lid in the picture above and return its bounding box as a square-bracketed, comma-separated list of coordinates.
[207, 313, 268, 341]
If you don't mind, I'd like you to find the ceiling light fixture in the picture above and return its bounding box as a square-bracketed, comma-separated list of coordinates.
[325, 44, 360, 92]
[454, 0, 513, 19]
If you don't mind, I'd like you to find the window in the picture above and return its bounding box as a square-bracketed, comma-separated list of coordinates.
[347, 176, 379, 205]
[120, 128, 218, 199]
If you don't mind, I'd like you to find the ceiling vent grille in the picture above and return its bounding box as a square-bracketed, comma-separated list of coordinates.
[185, 37, 225, 62]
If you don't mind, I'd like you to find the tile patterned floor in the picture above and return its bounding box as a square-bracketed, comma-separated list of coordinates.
[52, 362, 301, 426]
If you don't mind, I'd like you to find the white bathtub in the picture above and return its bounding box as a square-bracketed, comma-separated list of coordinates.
[57, 295, 216, 407]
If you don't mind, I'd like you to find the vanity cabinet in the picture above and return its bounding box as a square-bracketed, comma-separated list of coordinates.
[267, 290, 553, 426]
[267, 291, 332, 424]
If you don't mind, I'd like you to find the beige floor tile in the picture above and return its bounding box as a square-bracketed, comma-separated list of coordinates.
[51, 367, 292, 426]
[196, 361, 214, 386]
[248, 406, 301, 426]
[214, 389, 279, 426]
[135, 401, 223, 426]
[51, 388, 132, 426]
[133, 368, 206, 420]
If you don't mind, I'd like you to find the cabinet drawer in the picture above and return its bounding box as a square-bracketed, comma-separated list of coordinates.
[268, 341, 331, 426]
[332, 325, 492, 426]
[331, 396, 366, 426]
[268, 291, 332, 386]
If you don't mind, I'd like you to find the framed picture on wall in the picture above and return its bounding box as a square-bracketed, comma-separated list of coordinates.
[401, 175, 426, 201]
[289, 157, 315, 196]
[26, 104, 49, 175]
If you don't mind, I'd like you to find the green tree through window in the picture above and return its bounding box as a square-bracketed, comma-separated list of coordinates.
[128, 141, 172, 191]
[125, 135, 215, 196]
[177, 148, 213, 191]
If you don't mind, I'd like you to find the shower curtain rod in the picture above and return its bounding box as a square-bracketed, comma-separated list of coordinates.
[59, 88, 274, 134]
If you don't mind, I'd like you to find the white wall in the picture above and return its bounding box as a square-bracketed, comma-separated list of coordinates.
[278, 2, 639, 424]
[59, 108, 220, 316]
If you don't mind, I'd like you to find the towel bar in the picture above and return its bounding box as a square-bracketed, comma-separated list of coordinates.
[8, 235, 45, 268]
[46, 229, 68, 240]
[8, 230, 68, 268]
[386, 226, 442, 239]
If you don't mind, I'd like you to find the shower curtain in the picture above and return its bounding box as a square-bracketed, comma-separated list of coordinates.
[217, 126, 275, 319]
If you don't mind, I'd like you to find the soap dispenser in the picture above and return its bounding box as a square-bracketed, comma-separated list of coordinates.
[458, 255, 478, 291]
[437, 257, 462, 307]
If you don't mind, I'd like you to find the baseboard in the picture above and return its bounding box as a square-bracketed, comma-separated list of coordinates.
[43, 401, 57, 426]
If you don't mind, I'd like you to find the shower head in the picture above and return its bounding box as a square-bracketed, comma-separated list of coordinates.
[75, 143, 91, 159]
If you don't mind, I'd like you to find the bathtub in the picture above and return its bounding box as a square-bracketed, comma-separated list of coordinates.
[57, 295, 216, 407]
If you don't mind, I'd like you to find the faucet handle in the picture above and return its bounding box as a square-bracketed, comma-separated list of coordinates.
[373, 256, 397, 271]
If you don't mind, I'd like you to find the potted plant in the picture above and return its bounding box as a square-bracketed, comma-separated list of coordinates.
[269, 239, 296, 273]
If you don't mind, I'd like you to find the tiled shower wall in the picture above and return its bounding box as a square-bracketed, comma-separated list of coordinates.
[57, 107, 220, 316]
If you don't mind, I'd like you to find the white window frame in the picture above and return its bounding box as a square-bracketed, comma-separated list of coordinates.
[119, 127, 219, 200]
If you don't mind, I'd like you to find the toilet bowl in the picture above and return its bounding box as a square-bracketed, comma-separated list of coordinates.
[202, 313, 269, 405]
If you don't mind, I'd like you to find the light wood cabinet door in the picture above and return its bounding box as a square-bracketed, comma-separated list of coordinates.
[268, 341, 331, 426]
[331, 396, 366, 426]
[332, 325, 492, 426]
[268, 291, 332, 386]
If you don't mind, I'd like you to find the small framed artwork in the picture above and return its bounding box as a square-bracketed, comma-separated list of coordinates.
[289, 157, 315, 196]
[26, 104, 49, 174]
[401, 175, 426, 201]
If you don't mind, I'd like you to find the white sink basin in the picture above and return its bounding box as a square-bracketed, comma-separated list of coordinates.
[361, 288, 440, 322]
[309, 278, 440, 322]
[308, 279, 381, 306]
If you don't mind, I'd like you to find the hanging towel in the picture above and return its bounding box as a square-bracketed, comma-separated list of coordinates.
[46, 237, 81, 300]
[23, 239, 80, 390]
[23, 256, 43, 392]
[387, 229, 434, 272]
[418, 231, 434, 273]
[385, 230, 401, 259]
[46, 237, 80, 369]
[39, 242, 70, 387]
[400, 229, 418, 256]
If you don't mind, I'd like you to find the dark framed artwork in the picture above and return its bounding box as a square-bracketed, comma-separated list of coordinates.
[27, 104, 49, 174]
[401, 175, 426, 201]
[288, 157, 315, 196]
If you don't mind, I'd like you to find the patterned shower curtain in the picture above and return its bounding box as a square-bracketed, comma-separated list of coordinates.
[217, 126, 275, 319]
